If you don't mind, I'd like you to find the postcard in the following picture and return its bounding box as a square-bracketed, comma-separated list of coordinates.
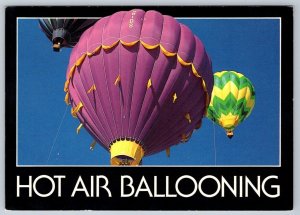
[5, 6, 293, 210]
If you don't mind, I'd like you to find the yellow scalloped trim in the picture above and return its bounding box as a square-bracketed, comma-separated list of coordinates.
[87, 46, 102, 57]
[120, 40, 139, 46]
[177, 55, 192, 66]
[64, 39, 210, 113]
[64, 91, 70, 105]
[160, 45, 176, 57]
[75, 54, 87, 66]
[102, 40, 119, 50]
[191, 64, 201, 78]
[64, 65, 76, 92]
[140, 40, 160, 49]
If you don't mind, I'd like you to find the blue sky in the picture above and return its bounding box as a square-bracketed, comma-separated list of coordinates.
[17, 17, 280, 166]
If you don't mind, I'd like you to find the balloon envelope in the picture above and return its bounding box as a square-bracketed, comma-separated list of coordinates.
[64, 9, 213, 165]
[206, 71, 255, 138]
[38, 18, 99, 51]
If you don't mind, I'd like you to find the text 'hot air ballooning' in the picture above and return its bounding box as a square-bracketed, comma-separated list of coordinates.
[16, 174, 280, 198]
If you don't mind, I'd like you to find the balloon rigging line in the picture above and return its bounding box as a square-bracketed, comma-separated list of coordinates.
[213, 121, 217, 166]
[47, 105, 69, 164]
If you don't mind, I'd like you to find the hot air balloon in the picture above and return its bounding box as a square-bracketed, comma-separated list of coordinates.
[64, 9, 213, 165]
[38, 18, 99, 51]
[206, 71, 255, 138]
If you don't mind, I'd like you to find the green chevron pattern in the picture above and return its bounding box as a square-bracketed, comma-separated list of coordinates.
[206, 71, 255, 131]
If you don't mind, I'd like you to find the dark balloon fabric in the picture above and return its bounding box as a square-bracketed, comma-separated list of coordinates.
[38, 18, 98, 50]
[64, 9, 213, 160]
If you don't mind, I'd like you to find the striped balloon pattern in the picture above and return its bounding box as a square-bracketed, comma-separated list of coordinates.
[206, 71, 255, 138]
[38, 18, 99, 51]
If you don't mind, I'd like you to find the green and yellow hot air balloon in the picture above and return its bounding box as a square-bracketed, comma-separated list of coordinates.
[207, 71, 255, 138]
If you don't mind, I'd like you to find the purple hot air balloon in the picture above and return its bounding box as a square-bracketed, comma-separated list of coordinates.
[64, 9, 213, 165]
